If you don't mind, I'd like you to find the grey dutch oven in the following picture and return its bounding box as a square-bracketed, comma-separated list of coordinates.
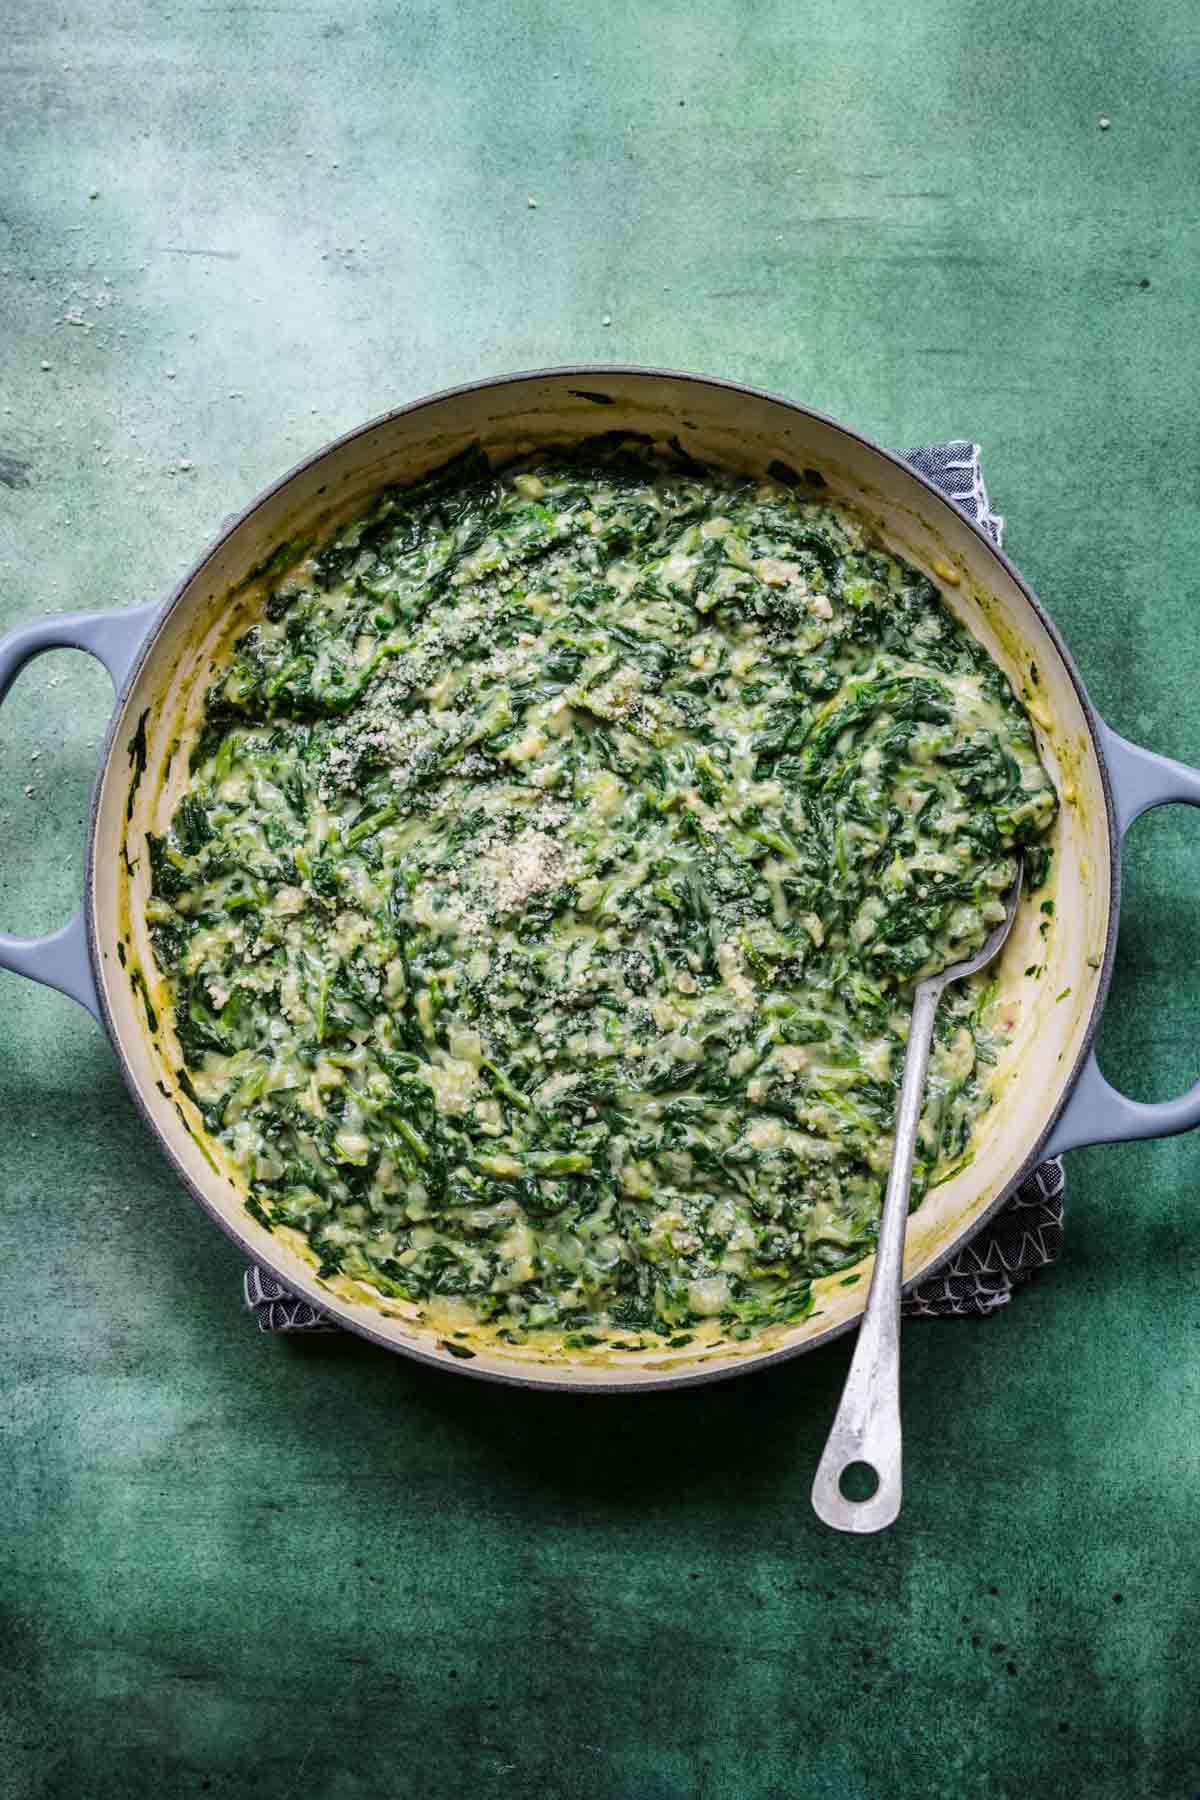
[3, 368, 1200, 1391]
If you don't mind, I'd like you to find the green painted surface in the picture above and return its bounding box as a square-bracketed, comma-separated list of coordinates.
[1, 2, 1197, 1795]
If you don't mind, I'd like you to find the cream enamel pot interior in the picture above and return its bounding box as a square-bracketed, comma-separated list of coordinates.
[4, 367, 1200, 1392]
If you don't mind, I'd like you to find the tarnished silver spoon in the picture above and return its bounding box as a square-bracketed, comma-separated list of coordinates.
[811, 855, 1025, 1534]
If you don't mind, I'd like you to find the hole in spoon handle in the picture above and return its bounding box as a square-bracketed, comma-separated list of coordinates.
[811, 1392, 902, 1533]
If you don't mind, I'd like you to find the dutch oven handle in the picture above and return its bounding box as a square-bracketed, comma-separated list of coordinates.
[1045, 724, 1200, 1155]
[0, 602, 160, 1021]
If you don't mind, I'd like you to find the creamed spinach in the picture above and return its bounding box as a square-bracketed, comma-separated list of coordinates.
[146, 443, 1057, 1346]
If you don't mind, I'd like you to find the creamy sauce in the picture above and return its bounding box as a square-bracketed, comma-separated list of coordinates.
[145, 443, 1057, 1346]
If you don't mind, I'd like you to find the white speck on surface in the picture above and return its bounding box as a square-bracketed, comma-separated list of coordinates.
[601, 314, 612, 326]
[165, 368, 176, 379]
[88, 188, 98, 199]
[490, 828, 566, 917]
[1099, 115, 1111, 129]
[178, 459, 192, 471]
[40, 359, 50, 370]
[527, 196, 537, 208]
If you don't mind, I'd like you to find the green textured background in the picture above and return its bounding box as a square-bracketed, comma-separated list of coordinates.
[2, 3, 1198, 1796]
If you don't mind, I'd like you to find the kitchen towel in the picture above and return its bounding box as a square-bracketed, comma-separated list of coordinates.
[244, 439, 1065, 1332]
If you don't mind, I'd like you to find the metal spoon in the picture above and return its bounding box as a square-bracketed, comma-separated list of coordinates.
[811, 855, 1025, 1534]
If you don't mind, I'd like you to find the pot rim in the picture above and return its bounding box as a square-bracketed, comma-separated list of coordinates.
[84, 364, 1121, 1392]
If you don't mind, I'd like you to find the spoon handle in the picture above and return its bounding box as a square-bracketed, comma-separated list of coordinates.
[811, 980, 941, 1533]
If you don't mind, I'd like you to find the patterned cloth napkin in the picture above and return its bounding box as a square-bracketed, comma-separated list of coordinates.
[244, 441, 1065, 1333]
